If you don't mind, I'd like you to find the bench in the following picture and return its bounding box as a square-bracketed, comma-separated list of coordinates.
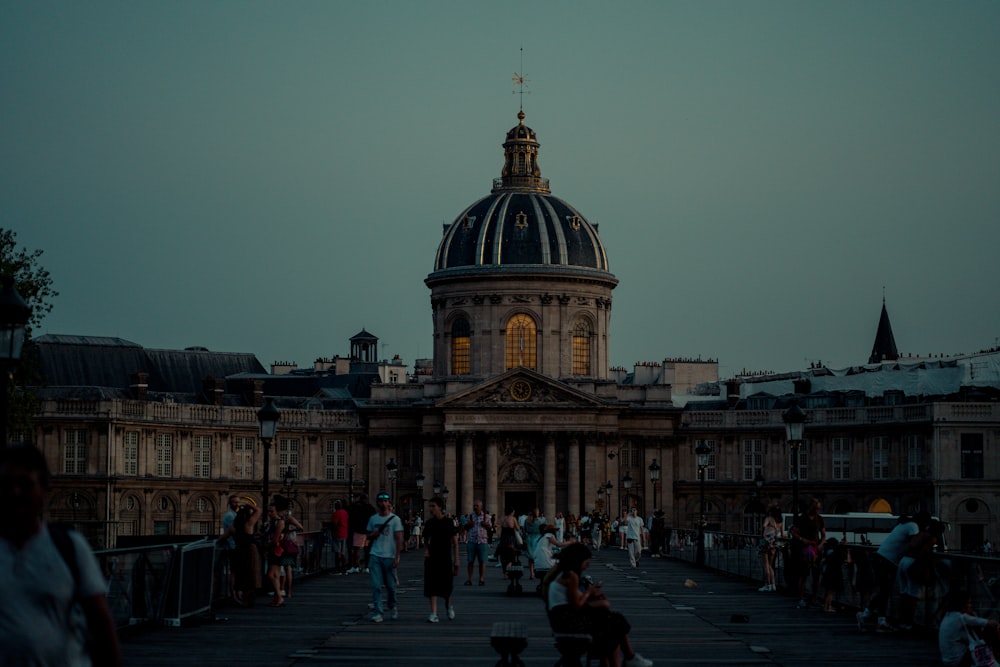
[552, 632, 593, 667]
[490, 621, 528, 667]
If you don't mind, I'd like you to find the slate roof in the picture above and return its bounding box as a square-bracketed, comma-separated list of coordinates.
[31, 334, 266, 394]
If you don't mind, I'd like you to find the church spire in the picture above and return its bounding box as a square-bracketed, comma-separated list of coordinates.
[868, 297, 899, 364]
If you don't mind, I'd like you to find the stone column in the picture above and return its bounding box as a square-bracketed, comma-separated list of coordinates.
[444, 437, 458, 511]
[567, 438, 581, 518]
[544, 436, 557, 520]
[584, 437, 598, 514]
[461, 435, 475, 516]
[422, 440, 435, 497]
[486, 436, 499, 516]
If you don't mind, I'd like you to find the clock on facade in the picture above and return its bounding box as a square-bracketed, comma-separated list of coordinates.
[510, 379, 532, 401]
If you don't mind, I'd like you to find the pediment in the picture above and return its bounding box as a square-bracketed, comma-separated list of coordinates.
[435, 367, 608, 409]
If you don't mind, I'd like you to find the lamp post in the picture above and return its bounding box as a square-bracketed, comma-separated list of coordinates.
[783, 402, 807, 523]
[648, 458, 661, 511]
[0, 276, 32, 449]
[596, 484, 605, 511]
[695, 441, 711, 566]
[256, 398, 280, 508]
[415, 471, 425, 515]
[385, 457, 398, 499]
[347, 463, 357, 503]
[433, 479, 442, 497]
[621, 471, 633, 516]
[441, 485, 449, 505]
[604, 480, 613, 521]
[281, 466, 298, 510]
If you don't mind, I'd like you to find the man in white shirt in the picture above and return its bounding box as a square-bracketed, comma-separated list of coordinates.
[366, 492, 404, 622]
[625, 508, 646, 568]
[0, 445, 121, 667]
[857, 510, 930, 633]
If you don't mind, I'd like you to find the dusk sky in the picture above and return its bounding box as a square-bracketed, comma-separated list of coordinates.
[4, 2, 998, 380]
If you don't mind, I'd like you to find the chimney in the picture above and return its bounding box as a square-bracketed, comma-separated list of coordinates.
[203, 375, 225, 406]
[726, 379, 740, 407]
[129, 371, 149, 401]
[245, 379, 265, 407]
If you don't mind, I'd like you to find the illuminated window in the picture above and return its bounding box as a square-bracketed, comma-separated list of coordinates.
[451, 317, 471, 375]
[505, 314, 537, 370]
[572, 320, 591, 375]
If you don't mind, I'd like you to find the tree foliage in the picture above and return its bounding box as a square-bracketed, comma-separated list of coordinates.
[0, 228, 57, 445]
[0, 228, 57, 336]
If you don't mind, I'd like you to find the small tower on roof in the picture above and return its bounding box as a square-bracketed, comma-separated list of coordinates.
[868, 298, 899, 364]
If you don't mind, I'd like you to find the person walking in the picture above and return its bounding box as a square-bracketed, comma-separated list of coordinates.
[347, 493, 376, 574]
[0, 445, 122, 667]
[464, 499, 492, 586]
[423, 496, 459, 622]
[220, 494, 241, 601]
[330, 499, 349, 574]
[758, 505, 783, 592]
[625, 508, 645, 568]
[220, 502, 262, 607]
[366, 492, 404, 622]
[264, 496, 291, 607]
[792, 498, 826, 608]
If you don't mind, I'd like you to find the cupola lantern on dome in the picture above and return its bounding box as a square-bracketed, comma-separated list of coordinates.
[494, 110, 549, 194]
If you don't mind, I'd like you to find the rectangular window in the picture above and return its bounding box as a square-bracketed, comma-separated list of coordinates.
[961, 433, 984, 479]
[741, 439, 764, 481]
[696, 440, 717, 482]
[451, 337, 470, 375]
[278, 438, 301, 477]
[872, 436, 889, 480]
[325, 439, 347, 480]
[906, 435, 923, 478]
[191, 521, 211, 535]
[123, 431, 139, 476]
[572, 334, 590, 375]
[153, 520, 172, 536]
[832, 438, 851, 480]
[156, 433, 173, 477]
[789, 442, 809, 481]
[233, 436, 255, 480]
[193, 435, 212, 479]
[63, 430, 88, 474]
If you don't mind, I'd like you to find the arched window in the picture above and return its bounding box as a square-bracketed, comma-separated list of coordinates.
[505, 314, 537, 370]
[572, 320, 592, 375]
[451, 318, 471, 375]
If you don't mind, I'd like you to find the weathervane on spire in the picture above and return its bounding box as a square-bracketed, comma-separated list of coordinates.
[512, 46, 530, 110]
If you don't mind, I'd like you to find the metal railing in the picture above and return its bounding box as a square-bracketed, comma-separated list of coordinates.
[666, 528, 1000, 628]
[97, 529, 336, 629]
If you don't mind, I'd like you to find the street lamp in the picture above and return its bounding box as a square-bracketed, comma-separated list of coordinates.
[385, 457, 398, 499]
[433, 479, 442, 496]
[0, 276, 32, 449]
[441, 485, 449, 504]
[783, 402, 807, 523]
[604, 480, 613, 522]
[695, 441, 712, 566]
[648, 459, 661, 511]
[281, 467, 298, 510]
[415, 471, 425, 514]
[256, 398, 281, 508]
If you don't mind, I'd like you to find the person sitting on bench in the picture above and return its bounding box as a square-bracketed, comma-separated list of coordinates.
[544, 543, 652, 667]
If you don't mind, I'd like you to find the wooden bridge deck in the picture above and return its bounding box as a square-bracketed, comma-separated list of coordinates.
[120, 546, 940, 666]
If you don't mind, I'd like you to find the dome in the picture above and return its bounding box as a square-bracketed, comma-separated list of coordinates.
[430, 111, 612, 277]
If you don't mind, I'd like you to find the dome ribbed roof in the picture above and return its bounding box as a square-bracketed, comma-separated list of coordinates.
[431, 112, 612, 276]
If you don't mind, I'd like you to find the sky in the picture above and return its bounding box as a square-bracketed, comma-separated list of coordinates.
[3, 1, 998, 380]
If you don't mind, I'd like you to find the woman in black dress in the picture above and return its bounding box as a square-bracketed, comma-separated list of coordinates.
[423, 496, 459, 622]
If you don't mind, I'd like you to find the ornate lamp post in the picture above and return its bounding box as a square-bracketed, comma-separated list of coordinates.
[648, 458, 661, 510]
[256, 398, 280, 508]
[695, 441, 712, 566]
[385, 457, 398, 499]
[596, 484, 605, 511]
[441, 485, 449, 506]
[0, 276, 31, 449]
[783, 402, 807, 523]
[604, 480, 613, 521]
[281, 467, 299, 510]
[433, 479, 442, 497]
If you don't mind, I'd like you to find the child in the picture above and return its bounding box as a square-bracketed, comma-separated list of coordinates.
[820, 537, 846, 612]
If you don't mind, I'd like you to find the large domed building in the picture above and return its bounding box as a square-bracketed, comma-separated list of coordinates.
[426, 110, 617, 379]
